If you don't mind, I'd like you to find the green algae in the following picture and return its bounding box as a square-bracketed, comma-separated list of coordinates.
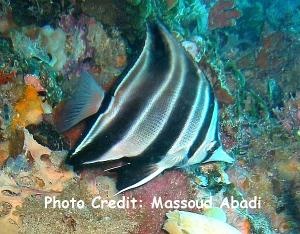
[10, 30, 51, 65]
[10, 0, 71, 27]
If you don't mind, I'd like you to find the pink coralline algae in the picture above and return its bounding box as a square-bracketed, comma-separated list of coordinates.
[273, 93, 300, 133]
[24, 74, 46, 92]
[124, 170, 195, 234]
[209, 0, 241, 30]
[58, 14, 127, 80]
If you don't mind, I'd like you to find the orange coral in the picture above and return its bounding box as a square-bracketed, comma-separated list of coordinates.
[11, 85, 44, 129]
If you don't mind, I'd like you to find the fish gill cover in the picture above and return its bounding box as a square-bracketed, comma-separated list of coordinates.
[0, 0, 299, 234]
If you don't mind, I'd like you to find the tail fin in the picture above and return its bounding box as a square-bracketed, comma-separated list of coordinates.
[203, 146, 234, 164]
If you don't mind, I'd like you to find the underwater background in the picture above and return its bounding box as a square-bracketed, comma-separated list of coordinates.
[0, 0, 299, 233]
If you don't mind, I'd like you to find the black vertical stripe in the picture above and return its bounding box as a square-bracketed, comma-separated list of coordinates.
[135, 57, 201, 164]
[187, 87, 215, 158]
[201, 109, 222, 162]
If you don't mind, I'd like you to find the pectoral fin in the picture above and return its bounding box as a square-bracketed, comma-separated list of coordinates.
[53, 71, 105, 133]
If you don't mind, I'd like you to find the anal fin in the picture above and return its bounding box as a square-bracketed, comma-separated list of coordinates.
[112, 162, 164, 195]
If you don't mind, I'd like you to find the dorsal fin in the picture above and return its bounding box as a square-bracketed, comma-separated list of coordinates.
[53, 71, 105, 133]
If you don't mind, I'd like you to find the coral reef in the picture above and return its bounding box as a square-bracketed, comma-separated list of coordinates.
[58, 13, 128, 91]
[78, 0, 211, 41]
[0, 0, 299, 233]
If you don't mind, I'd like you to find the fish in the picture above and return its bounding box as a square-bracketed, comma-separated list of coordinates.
[53, 21, 234, 194]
